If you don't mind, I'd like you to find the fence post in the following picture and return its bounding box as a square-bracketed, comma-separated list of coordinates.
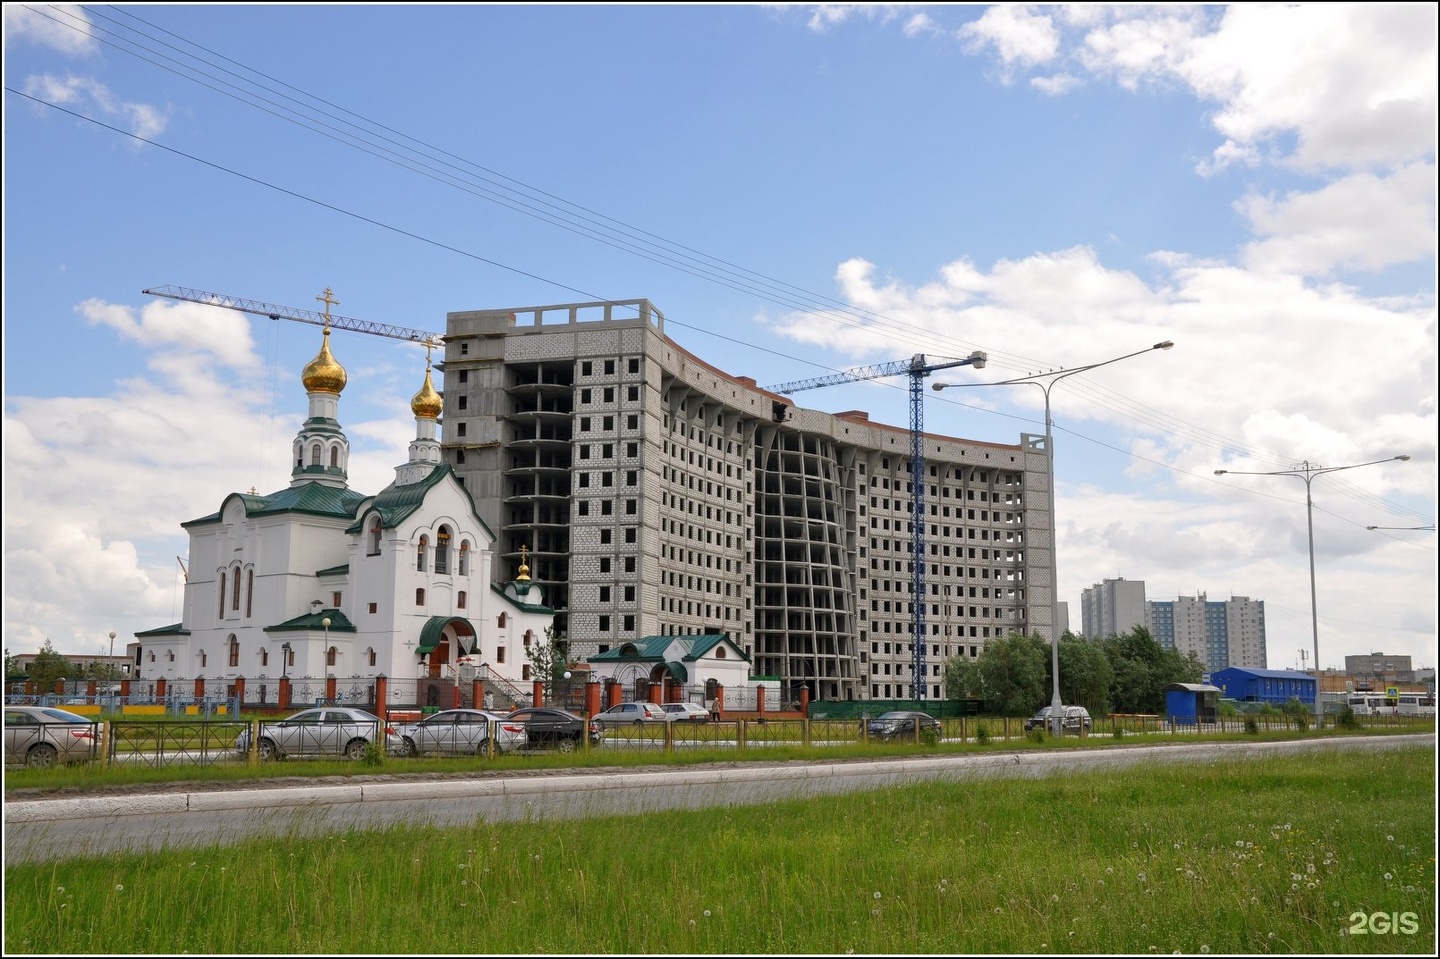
[736, 718, 746, 752]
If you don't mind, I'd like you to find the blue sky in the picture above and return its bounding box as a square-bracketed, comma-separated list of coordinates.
[4, 4, 1435, 674]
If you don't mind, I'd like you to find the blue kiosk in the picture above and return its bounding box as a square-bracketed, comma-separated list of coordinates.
[1163, 683, 1222, 724]
[1209, 667, 1318, 710]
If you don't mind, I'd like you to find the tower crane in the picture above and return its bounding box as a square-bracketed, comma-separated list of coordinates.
[142, 285, 444, 349]
[766, 351, 986, 702]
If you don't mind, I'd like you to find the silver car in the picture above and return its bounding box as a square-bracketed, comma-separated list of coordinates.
[593, 701, 669, 728]
[5, 706, 100, 768]
[396, 709, 525, 757]
[235, 707, 402, 761]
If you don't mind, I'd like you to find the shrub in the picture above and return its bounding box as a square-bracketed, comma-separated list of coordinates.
[1244, 718, 1260, 735]
[920, 726, 940, 747]
[974, 722, 992, 746]
[1026, 728, 1046, 745]
[1337, 705, 1361, 730]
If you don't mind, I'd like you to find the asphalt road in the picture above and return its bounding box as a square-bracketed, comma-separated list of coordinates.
[5, 734, 1431, 864]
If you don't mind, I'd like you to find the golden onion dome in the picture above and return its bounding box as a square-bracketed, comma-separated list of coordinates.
[301, 328, 347, 394]
[410, 364, 443, 419]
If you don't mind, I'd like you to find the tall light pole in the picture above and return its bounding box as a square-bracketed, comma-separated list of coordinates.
[935, 341, 1174, 735]
[1215, 455, 1411, 727]
[1366, 525, 1434, 531]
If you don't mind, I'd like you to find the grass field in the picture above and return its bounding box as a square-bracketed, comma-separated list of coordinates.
[4, 744, 1434, 955]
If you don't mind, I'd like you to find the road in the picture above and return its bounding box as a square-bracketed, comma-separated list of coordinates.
[5, 734, 1431, 864]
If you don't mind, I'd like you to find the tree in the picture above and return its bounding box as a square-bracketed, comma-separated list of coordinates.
[942, 655, 984, 701]
[526, 627, 570, 701]
[1102, 627, 1205, 715]
[1056, 635, 1113, 715]
[975, 631, 1049, 716]
[27, 639, 73, 691]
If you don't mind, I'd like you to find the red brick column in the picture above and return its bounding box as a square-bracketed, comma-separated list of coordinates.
[800, 687, 811, 714]
[756, 685, 766, 715]
[586, 681, 602, 717]
[194, 677, 205, 702]
[120, 678, 132, 699]
[649, 682, 663, 706]
[278, 677, 290, 711]
[532, 680, 544, 707]
[607, 680, 623, 710]
[374, 675, 387, 720]
[156, 677, 167, 701]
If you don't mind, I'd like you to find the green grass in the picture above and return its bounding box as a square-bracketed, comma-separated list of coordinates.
[5, 746, 1434, 954]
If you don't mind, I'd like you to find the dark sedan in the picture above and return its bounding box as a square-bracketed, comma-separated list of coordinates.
[504, 707, 603, 752]
[865, 710, 942, 741]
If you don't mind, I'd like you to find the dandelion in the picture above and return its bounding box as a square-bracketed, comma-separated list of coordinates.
[1384, 872, 1393, 880]
[1201, 947, 1210, 954]
[56, 887, 64, 894]
[1306, 864, 1315, 874]
[995, 907, 1003, 915]
[1387, 835, 1394, 841]
[704, 910, 711, 917]
[688, 920, 696, 928]
[1137, 872, 1147, 883]
[874, 891, 882, 900]
[115, 884, 124, 892]
[1050, 893, 1060, 903]
[1106, 866, 1113, 874]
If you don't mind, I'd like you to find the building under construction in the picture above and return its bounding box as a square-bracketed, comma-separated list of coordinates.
[438, 298, 1053, 702]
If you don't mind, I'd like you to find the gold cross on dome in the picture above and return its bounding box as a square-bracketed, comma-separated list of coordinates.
[316, 288, 340, 327]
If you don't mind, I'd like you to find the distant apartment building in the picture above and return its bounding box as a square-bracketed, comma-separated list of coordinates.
[1146, 593, 1267, 673]
[1345, 653, 1415, 687]
[437, 298, 1054, 702]
[1080, 578, 1147, 640]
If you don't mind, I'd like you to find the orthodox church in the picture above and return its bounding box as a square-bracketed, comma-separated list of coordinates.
[133, 304, 555, 703]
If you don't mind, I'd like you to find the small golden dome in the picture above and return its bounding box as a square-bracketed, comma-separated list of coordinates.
[411, 364, 443, 419]
[301, 328, 347, 394]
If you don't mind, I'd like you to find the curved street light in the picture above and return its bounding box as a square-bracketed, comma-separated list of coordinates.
[1366, 524, 1434, 531]
[934, 341, 1174, 736]
[1215, 455, 1411, 726]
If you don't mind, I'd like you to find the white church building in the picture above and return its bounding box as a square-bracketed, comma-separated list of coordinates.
[132, 309, 555, 709]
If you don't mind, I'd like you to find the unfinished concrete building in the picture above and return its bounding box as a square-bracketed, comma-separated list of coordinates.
[438, 298, 1052, 702]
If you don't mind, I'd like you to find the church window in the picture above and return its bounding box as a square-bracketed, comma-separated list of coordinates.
[522, 664, 531, 680]
[326, 646, 337, 667]
[368, 648, 377, 667]
[246, 570, 254, 618]
[261, 648, 268, 667]
[497, 648, 506, 663]
[497, 612, 508, 628]
[415, 588, 425, 606]
[231, 565, 242, 610]
[716, 646, 727, 659]
[332, 591, 342, 608]
[311, 444, 321, 466]
[218, 572, 227, 618]
[368, 518, 382, 555]
[228, 637, 239, 668]
[416, 535, 428, 572]
[435, 527, 451, 574]
[457, 591, 467, 609]
[200, 651, 207, 668]
[330, 446, 339, 468]
[459, 542, 470, 576]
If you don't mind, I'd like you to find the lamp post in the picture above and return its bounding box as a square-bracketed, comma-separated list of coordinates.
[280, 641, 292, 680]
[108, 631, 116, 660]
[1215, 454, 1411, 727]
[935, 341, 1174, 736]
[1366, 525, 1434, 531]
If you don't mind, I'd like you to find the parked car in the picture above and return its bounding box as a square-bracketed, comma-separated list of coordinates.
[4, 706, 99, 769]
[593, 701, 669, 727]
[505, 706, 603, 752]
[1024, 705, 1093, 734]
[661, 702, 710, 723]
[234, 707, 403, 761]
[395, 708, 525, 757]
[866, 710, 942, 741]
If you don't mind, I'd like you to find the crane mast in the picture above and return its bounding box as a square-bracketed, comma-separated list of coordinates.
[767, 350, 985, 702]
[142, 285, 443, 348]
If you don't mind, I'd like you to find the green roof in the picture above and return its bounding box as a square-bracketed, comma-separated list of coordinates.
[265, 608, 356, 634]
[588, 634, 750, 665]
[135, 623, 188, 638]
[184, 483, 368, 528]
[493, 582, 555, 614]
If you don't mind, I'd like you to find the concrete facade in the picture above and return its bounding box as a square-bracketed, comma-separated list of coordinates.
[1080, 577, 1148, 640]
[1146, 593, 1267, 673]
[438, 299, 1050, 703]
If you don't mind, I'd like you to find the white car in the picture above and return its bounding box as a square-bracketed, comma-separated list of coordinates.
[235, 707, 404, 761]
[661, 702, 710, 723]
[593, 702, 669, 727]
[395, 709, 525, 757]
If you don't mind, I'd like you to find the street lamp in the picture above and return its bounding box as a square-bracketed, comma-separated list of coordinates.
[108, 631, 117, 660]
[935, 341, 1174, 736]
[1215, 454, 1411, 727]
[1366, 525, 1434, 531]
[280, 641, 292, 680]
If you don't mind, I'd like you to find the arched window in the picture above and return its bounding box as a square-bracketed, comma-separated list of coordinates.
[715, 646, 727, 659]
[311, 443, 322, 466]
[497, 612, 508, 629]
[435, 527, 451, 574]
[200, 651, 207, 668]
[368, 648, 377, 667]
[457, 591, 467, 609]
[231, 565, 242, 610]
[245, 570, 254, 618]
[261, 648, 269, 667]
[228, 637, 240, 668]
[458, 541, 470, 576]
[415, 588, 426, 606]
[329, 446, 339, 468]
[326, 646, 337, 667]
[368, 517, 382, 555]
[416, 535, 428, 572]
[217, 571, 227, 618]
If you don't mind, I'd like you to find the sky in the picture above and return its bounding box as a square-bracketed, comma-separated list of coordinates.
[3, 4, 1435, 676]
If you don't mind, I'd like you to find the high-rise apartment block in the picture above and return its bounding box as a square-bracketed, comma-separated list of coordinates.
[1079, 577, 1148, 640]
[437, 299, 1053, 702]
[1146, 592, 1267, 672]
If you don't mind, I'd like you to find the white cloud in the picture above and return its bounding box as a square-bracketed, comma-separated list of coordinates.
[2, 4, 96, 54]
[1031, 73, 1080, 96]
[1237, 163, 1438, 275]
[22, 74, 171, 140]
[958, 4, 1060, 70]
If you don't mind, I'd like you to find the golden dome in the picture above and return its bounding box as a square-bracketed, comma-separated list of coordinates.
[301, 328, 347, 394]
[411, 363, 443, 419]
